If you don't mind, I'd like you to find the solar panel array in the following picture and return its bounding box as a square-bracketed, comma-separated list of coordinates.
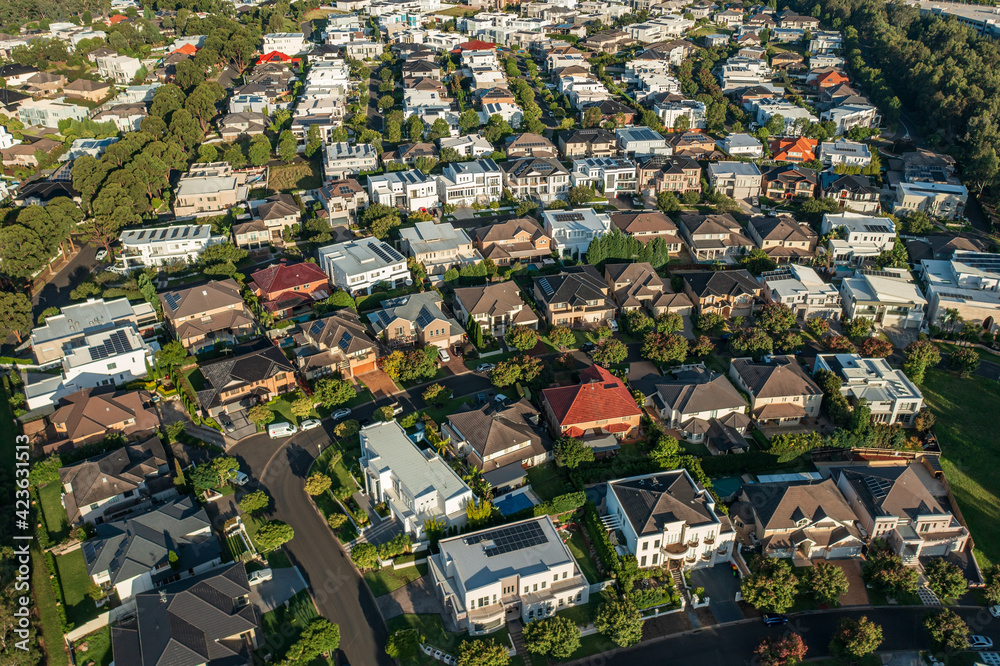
[370, 242, 403, 264]
[337, 330, 354, 351]
[464, 520, 549, 558]
[954, 251, 1000, 273]
[415, 307, 435, 329]
[553, 213, 584, 222]
[310, 320, 325, 336]
[88, 330, 134, 361]
[538, 277, 554, 296]
[862, 474, 893, 500]
[862, 224, 891, 233]
[163, 292, 181, 312]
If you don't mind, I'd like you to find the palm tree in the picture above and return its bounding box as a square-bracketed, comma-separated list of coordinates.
[940, 308, 963, 333]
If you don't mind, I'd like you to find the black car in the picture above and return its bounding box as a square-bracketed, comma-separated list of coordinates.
[762, 613, 788, 626]
[581, 342, 597, 353]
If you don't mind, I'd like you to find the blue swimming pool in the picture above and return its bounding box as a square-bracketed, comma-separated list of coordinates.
[495, 492, 535, 516]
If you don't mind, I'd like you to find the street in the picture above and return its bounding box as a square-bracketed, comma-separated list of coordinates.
[31, 242, 99, 320]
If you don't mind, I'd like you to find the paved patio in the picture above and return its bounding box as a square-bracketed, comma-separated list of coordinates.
[375, 572, 441, 620]
[250, 567, 309, 614]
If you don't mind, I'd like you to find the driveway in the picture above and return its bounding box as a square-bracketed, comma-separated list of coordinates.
[689, 564, 744, 624]
[375, 573, 442, 621]
[250, 566, 309, 614]
[31, 241, 98, 320]
[357, 369, 399, 400]
[627, 361, 660, 381]
[825, 559, 869, 606]
[883, 326, 917, 349]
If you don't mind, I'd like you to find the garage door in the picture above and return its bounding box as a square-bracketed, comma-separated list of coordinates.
[826, 546, 861, 559]
[353, 360, 377, 375]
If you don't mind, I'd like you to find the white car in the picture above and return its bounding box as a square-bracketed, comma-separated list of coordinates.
[95, 249, 107, 261]
[248, 568, 272, 586]
[438, 348, 451, 362]
[332, 408, 352, 420]
[991, 605, 1000, 618]
[968, 635, 994, 650]
[232, 471, 249, 486]
[299, 419, 321, 431]
[267, 422, 298, 439]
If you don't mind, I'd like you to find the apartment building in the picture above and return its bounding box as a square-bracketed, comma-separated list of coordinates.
[317, 238, 412, 295]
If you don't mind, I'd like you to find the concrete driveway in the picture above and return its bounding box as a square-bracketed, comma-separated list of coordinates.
[689, 564, 745, 624]
[250, 566, 309, 614]
[357, 369, 399, 400]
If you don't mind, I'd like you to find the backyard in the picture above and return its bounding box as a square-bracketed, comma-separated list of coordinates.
[72, 626, 112, 666]
[385, 613, 463, 666]
[564, 530, 602, 584]
[39, 482, 70, 542]
[268, 160, 321, 192]
[921, 367, 1000, 568]
[364, 563, 429, 597]
[54, 550, 100, 627]
[526, 463, 570, 503]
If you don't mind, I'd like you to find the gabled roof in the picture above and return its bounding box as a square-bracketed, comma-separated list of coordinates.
[250, 261, 329, 297]
[304, 310, 375, 355]
[256, 193, 299, 221]
[196, 342, 295, 408]
[683, 269, 760, 298]
[731, 355, 821, 398]
[533, 266, 611, 308]
[159, 279, 245, 320]
[562, 128, 616, 146]
[836, 465, 950, 522]
[454, 281, 531, 319]
[541, 365, 642, 427]
[50, 387, 159, 442]
[743, 479, 856, 532]
[610, 470, 717, 536]
[654, 371, 747, 416]
[59, 437, 167, 511]
[764, 165, 818, 185]
[447, 399, 543, 463]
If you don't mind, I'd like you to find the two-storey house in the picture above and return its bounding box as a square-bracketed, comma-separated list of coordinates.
[472, 218, 552, 266]
[814, 354, 923, 426]
[160, 279, 257, 351]
[533, 266, 617, 328]
[729, 355, 823, 427]
[366, 291, 464, 349]
[195, 341, 297, 418]
[453, 282, 539, 336]
[500, 158, 571, 203]
[760, 265, 842, 321]
[682, 270, 761, 317]
[298, 311, 378, 380]
[436, 159, 503, 207]
[747, 214, 818, 263]
[400, 221, 484, 276]
[317, 238, 412, 295]
[541, 364, 643, 439]
[677, 213, 754, 263]
[604, 262, 693, 316]
[840, 269, 927, 329]
[542, 208, 611, 258]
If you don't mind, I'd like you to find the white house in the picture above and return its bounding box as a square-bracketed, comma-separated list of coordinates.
[717, 133, 764, 158]
[0, 125, 19, 150]
[360, 421, 474, 538]
[920, 256, 1000, 332]
[429, 517, 590, 635]
[840, 269, 927, 329]
[117, 225, 225, 269]
[819, 139, 872, 167]
[654, 96, 707, 130]
[760, 264, 842, 321]
[821, 212, 895, 267]
[263, 32, 306, 53]
[323, 142, 380, 180]
[616, 126, 669, 158]
[317, 238, 412, 295]
[894, 181, 968, 220]
[814, 354, 923, 426]
[439, 133, 494, 158]
[570, 157, 637, 195]
[542, 207, 611, 258]
[96, 53, 142, 84]
[606, 470, 735, 570]
[436, 159, 502, 207]
[367, 169, 440, 211]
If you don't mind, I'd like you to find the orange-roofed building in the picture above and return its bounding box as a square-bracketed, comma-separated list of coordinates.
[173, 43, 198, 55]
[769, 136, 818, 163]
[451, 39, 496, 54]
[256, 51, 302, 66]
[249, 260, 331, 319]
[541, 365, 643, 439]
[108, 14, 127, 25]
[809, 68, 850, 89]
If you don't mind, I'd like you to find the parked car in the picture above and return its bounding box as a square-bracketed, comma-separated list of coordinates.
[219, 413, 235, 433]
[389, 402, 403, 415]
[248, 568, 272, 586]
[359, 418, 372, 427]
[267, 422, 297, 439]
[581, 342, 597, 353]
[332, 408, 352, 420]
[968, 636, 994, 649]
[232, 471, 249, 486]
[95, 249, 107, 261]
[990, 605, 1000, 618]
[762, 614, 788, 626]
[438, 348, 451, 363]
[608, 319, 618, 332]
[477, 363, 495, 373]
[299, 419, 321, 431]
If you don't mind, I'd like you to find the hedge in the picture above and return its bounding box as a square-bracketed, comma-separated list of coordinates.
[583, 500, 620, 574]
[533, 491, 586, 517]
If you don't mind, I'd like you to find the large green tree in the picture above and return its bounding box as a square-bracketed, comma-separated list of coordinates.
[594, 597, 643, 648]
[740, 557, 799, 613]
[523, 616, 581, 660]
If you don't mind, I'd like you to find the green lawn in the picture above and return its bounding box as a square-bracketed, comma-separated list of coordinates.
[268, 161, 321, 192]
[363, 563, 428, 597]
[39, 482, 70, 543]
[565, 531, 602, 584]
[183, 367, 206, 391]
[539, 329, 591, 353]
[32, 541, 68, 666]
[435, 5, 480, 16]
[54, 550, 100, 628]
[935, 341, 1000, 366]
[421, 395, 476, 427]
[564, 631, 620, 662]
[556, 597, 598, 627]
[257, 590, 332, 663]
[267, 392, 316, 426]
[921, 368, 1000, 567]
[72, 626, 113, 666]
[526, 463, 569, 502]
[385, 614, 463, 664]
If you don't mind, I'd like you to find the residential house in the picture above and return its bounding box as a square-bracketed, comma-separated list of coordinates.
[439, 133, 494, 158]
[249, 261, 331, 319]
[218, 112, 268, 140]
[734, 480, 863, 560]
[63, 78, 112, 102]
[832, 464, 969, 559]
[769, 137, 818, 164]
[84, 496, 222, 601]
[682, 270, 761, 317]
[541, 364, 643, 439]
[298, 311, 378, 380]
[571, 157, 637, 195]
[677, 213, 754, 263]
[96, 53, 142, 84]
[747, 214, 818, 263]
[763, 165, 819, 200]
[819, 139, 872, 167]
[195, 341, 297, 418]
[17, 97, 88, 128]
[770, 50, 805, 70]
[654, 96, 707, 131]
[533, 266, 617, 328]
[821, 212, 896, 267]
[366, 169, 439, 212]
[30, 297, 156, 365]
[317, 238, 412, 295]
[814, 354, 923, 426]
[46, 387, 160, 454]
[399, 221, 484, 276]
[717, 133, 764, 159]
[117, 224, 225, 269]
[558, 128, 618, 158]
[610, 211, 682, 250]
[636, 155, 701, 194]
[59, 437, 172, 525]
[263, 33, 306, 53]
[605, 262, 693, 316]
[318, 178, 369, 224]
[894, 181, 968, 220]
[506, 133, 560, 159]
[436, 159, 503, 207]
[823, 174, 881, 214]
[615, 126, 668, 158]
[173, 162, 249, 217]
[92, 103, 147, 132]
[542, 208, 612, 258]
[605, 470, 735, 570]
[840, 269, 927, 329]
[360, 421, 474, 538]
[920, 255, 1000, 332]
[501, 158, 571, 204]
[366, 291, 465, 349]
[669, 131, 719, 158]
[323, 142, 380, 180]
[443, 400, 550, 492]
[729, 355, 823, 427]
[581, 29, 634, 53]
[110, 564, 261, 666]
[159, 279, 257, 351]
[384, 142, 439, 168]
[587, 99, 637, 125]
[707, 162, 763, 200]
[472, 218, 552, 267]
[25, 327, 154, 410]
[238, 193, 301, 247]
[430, 517, 589, 635]
[760, 265, 842, 321]
[453, 282, 539, 336]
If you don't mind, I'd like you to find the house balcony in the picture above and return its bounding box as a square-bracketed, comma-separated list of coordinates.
[703, 535, 715, 545]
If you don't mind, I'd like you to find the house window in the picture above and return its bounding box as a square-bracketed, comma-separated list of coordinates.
[640, 556, 647, 567]
[533, 583, 538, 592]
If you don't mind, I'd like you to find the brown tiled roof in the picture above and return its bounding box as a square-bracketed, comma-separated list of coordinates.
[50, 387, 159, 443]
[610, 471, 717, 536]
[743, 479, 858, 532]
[59, 437, 167, 516]
[454, 281, 531, 319]
[159, 279, 246, 321]
[447, 399, 545, 465]
[731, 355, 821, 398]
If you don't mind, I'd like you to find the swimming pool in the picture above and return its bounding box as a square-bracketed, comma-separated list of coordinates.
[495, 492, 536, 516]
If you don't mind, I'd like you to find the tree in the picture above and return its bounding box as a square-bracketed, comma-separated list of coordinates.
[862, 542, 919, 597]
[642, 332, 688, 364]
[254, 520, 295, 551]
[924, 558, 967, 600]
[248, 134, 271, 166]
[407, 114, 425, 140]
[0, 292, 32, 343]
[304, 124, 323, 158]
[696, 311, 725, 332]
[465, 497, 494, 528]
[523, 616, 581, 659]
[730, 327, 774, 360]
[457, 639, 509, 666]
[595, 597, 643, 648]
[656, 190, 681, 213]
[830, 616, 882, 660]
[622, 310, 653, 336]
[914, 407, 935, 432]
[843, 317, 873, 340]
[739, 248, 777, 276]
[582, 105, 603, 128]
[755, 633, 807, 666]
[423, 383, 451, 403]
[555, 437, 595, 469]
[649, 434, 680, 468]
[291, 395, 313, 420]
[459, 109, 480, 134]
[548, 326, 576, 349]
[984, 565, 1000, 605]
[313, 378, 357, 408]
[741, 558, 799, 613]
[903, 340, 941, 384]
[505, 325, 538, 352]
[655, 312, 683, 334]
[248, 404, 275, 428]
[924, 609, 969, 652]
[385, 629, 421, 661]
[769, 431, 823, 463]
[673, 114, 690, 132]
[277, 130, 297, 164]
[592, 337, 627, 365]
[414, 155, 438, 175]
[304, 472, 333, 496]
[950, 348, 981, 377]
[351, 542, 379, 570]
[858, 337, 894, 358]
[238, 489, 270, 514]
[335, 420, 360, 439]
[374, 405, 395, 422]
[567, 185, 596, 206]
[757, 303, 796, 334]
[282, 618, 340, 664]
[806, 561, 849, 606]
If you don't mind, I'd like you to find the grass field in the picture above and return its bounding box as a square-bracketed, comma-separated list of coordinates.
[435, 5, 479, 16]
[32, 541, 67, 666]
[363, 563, 428, 597]
[921, 367, 1000, 567]
[565, 531, 602, 584]
[39, 482, 70, 543]
[72, 626, 112, 666]
[54, 550, 100, 627]
[386, 614, 463, 665]
[526, 463, 569, 502]
[269, 161, 322, 192]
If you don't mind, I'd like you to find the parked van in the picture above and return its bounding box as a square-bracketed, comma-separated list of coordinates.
[268, 422, 298, 439]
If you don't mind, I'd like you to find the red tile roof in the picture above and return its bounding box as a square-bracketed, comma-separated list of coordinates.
[452, 39, 495, 53]
[173, 43, 198, 55]
[256, 51, 301, 64]
[108, 14, 127, 24]
[769, 136, 817, 162]
[250, 261, 329, 297]
[542, 365, 642, 427]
